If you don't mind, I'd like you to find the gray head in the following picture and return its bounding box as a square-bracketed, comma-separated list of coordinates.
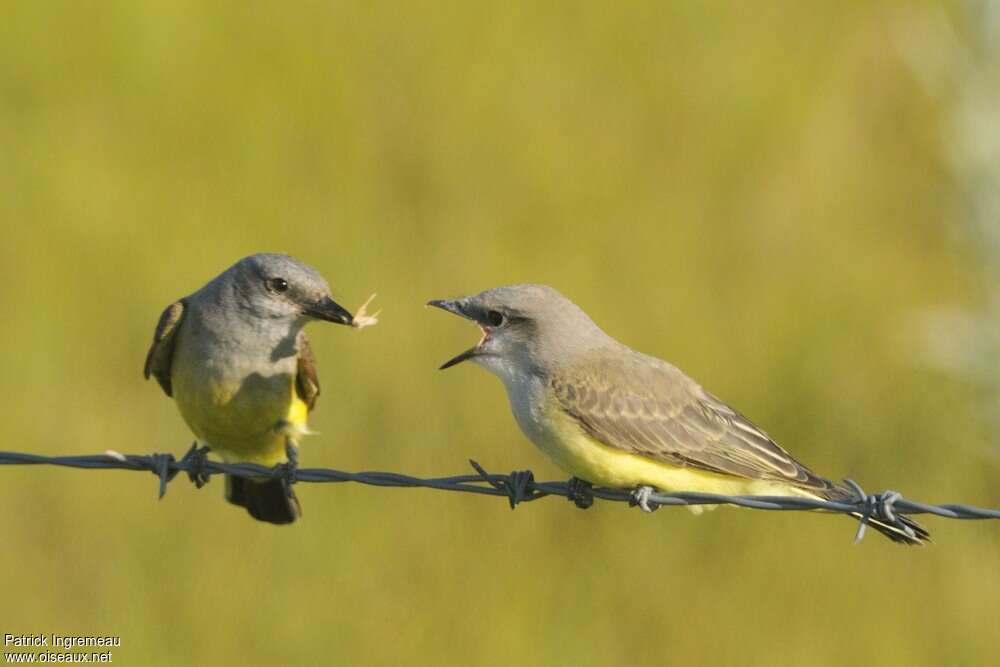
[428, 284, 612, 379]
[208, 253, 353, 326]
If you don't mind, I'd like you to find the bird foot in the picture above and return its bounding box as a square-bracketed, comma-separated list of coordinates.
[631, 485, 659, 513]
[180, 442, 212, 489]
[566, 477, 594, 510]
[275, 440, 300, 498]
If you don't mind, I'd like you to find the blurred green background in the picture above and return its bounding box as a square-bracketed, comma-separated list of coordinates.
[2, 1, 998, 665]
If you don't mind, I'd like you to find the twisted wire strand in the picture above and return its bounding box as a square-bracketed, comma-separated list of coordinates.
[2, 449, 998, 540]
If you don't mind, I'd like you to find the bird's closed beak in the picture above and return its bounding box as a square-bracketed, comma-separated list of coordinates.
[304, 297, 354, 325]
[428, 298, 481, 369]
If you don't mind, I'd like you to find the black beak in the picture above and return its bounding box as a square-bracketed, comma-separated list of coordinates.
[304, 297, 354, 325]
[428, 298, 480, 369]
[427, 299, 472, 319]
[438, 347, 479, 370]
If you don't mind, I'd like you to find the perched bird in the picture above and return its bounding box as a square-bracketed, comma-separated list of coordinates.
[429, 284, 929, 545]
[145, 253, 356, 524]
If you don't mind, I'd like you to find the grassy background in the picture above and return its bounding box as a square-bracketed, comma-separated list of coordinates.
[2, 2, 998, 665]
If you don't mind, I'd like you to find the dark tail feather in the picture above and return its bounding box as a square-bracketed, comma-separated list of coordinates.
[850, 511, 931, 546]
[225, 474, 301, 525]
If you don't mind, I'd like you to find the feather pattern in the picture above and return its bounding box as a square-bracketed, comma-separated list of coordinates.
[295, 330, 321, 411]
[550, 348, 841, 496]
[143, 300, 187, 397]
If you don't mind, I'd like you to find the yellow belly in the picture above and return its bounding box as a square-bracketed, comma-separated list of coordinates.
[172, 370, 309, 467]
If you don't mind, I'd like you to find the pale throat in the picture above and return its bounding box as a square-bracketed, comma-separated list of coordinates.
[477, 354, 551, 445]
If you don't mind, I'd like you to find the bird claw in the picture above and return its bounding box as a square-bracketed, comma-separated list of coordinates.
[180, 442, 212, 489]
[566, 477, 594, 510]
[632, 485, 659, 513]
[275, 440, 300, 498]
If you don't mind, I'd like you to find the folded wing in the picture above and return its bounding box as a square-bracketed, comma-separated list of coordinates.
[550, 350, 840, 496]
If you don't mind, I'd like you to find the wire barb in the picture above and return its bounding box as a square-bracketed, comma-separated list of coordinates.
[844, 479, 916, 544]
[630, 486, 660, 513]
[149, 453, 178, 499]
[469, 460, 543, 509]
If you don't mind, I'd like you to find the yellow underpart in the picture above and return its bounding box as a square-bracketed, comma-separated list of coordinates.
[286, 392, 310, 430]
[172, 369, 309, 468]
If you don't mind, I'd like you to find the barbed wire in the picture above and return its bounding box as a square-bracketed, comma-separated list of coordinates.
[2, 446, 998, 543]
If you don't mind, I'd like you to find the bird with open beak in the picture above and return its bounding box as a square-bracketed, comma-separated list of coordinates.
[429, 284, 928, 545]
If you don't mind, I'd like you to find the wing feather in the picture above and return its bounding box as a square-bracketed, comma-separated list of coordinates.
[551, 350, 837, 493]
[143, 301, 186, 397]
[295, 331, 321, 411]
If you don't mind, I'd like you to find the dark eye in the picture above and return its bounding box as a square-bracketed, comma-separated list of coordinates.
[268, 277, 289, 293]
[486, 310, 505, 327]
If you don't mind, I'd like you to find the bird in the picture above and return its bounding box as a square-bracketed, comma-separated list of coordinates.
[144, 253, 356, 524]
[428, 284, 929, 545]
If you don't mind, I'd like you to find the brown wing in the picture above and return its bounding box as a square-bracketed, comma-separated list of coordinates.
[550, 350, 838, 494]
[295, 330, 321, 411]
[143, 300, 186, 397]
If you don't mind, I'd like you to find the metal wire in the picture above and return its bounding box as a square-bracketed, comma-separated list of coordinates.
[2, 447, 998, 541]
